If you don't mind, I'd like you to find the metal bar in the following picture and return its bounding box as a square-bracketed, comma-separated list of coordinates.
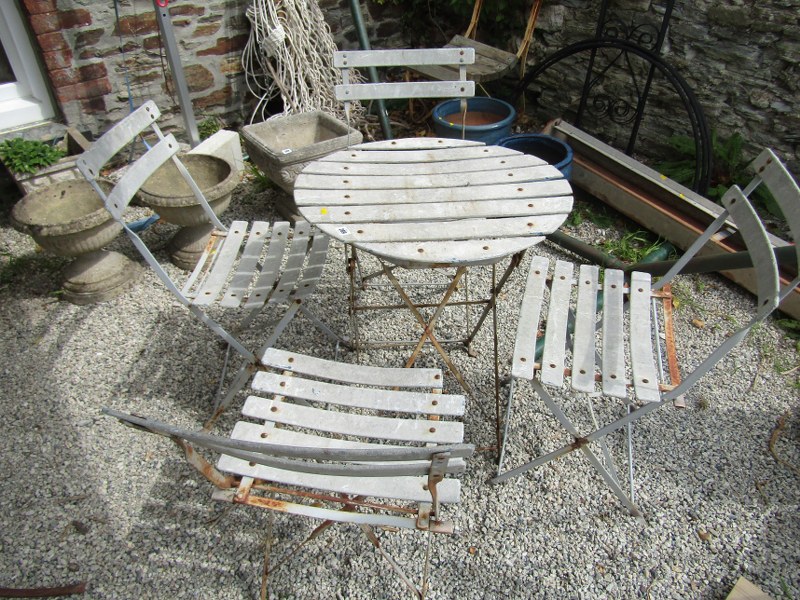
[347, 0, 392, 139]
[153, 0, 199, 146]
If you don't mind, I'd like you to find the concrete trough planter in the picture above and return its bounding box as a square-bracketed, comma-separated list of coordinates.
[241, 111, 362, 220]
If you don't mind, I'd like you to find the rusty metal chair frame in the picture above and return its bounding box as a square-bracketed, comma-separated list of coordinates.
[105, 347, 473, 598]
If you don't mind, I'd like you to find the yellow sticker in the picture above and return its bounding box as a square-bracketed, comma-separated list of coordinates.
[320, 207, 328, 215]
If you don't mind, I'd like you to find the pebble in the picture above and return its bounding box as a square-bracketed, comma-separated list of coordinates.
[0, 182, 797, 599]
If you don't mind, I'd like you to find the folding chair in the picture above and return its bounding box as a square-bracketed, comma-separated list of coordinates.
[332, 48, 484, 357]
[104, 348, 473, 598]
[77, 101, 344, 425]
[493, 148, 800, 516]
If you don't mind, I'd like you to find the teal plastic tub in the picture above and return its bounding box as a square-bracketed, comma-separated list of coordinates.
[497, 133, 574, 179]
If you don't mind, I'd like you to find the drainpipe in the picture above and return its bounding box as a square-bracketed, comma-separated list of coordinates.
[347, 0, 393, 139]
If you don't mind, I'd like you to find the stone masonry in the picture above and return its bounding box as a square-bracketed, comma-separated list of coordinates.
[15, 0, 800, 173]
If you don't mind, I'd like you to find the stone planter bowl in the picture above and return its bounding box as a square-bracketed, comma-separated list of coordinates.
[136, 153, 237, 226]
[11, 179, 120, 257]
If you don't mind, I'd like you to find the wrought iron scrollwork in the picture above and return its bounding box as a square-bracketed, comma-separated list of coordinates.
[513, 38, 711, 195]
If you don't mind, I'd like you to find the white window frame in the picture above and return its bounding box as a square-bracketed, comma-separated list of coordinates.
[0, 1, 56, 130]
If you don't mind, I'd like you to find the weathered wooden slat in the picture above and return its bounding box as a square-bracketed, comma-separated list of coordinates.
[572, 264, 599, 392]
[541, 260, 573, 387]
[629, 271, 660, 402]
[268, 221, 311, 304]
[302, 153, 543, 176]
[192, 221, 248, 306]
[242, 396, 464, 444]
[252, 372, 465, 415]
[243, 221, 290, 309]
[411, 36, 517, 84]
[220, 221, 271, 308]
[357, 237, 544, 268]
[511, 256, 550, 380]
[262, 348, 444, 389]
[316, 215, 566, 244]
[334, 48, 475, 68]
[231, 421, 467, 469]
[296, 164, 562, 191]
[336, 81, 474, 102]
[217, 452, 462, 504]
[313, 144, 517, 164]
[293, 234, 330, 300]
[310, 197, 574, 225]
[601, 269, 627, 398]
[294, 180, 573, 206]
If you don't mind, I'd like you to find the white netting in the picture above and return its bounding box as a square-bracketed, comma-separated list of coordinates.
[242, 0, 364, 124]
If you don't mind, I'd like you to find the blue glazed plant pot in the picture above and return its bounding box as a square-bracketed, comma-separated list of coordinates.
[496, 133, 574, 179]
[432, 97, 517, 145]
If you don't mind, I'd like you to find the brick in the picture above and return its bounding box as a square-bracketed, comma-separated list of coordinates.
[169, 4, 205, 17]
[55, 78, 113, 103]
[51, 63, 108, 88]
[193, 86, 233, 109]
[35, 32, 68, 52]
[115, 13, 158, 36]
[143, 36, 162, 51]
[22, 0, 57, 15]
[49, 68, 74, 88]
[80, 96, 107, 114]
[219, 56, 243, 76]
[29, 9, 91, 34]
[42, 48, 73, 72]
[196, 34, 249, 56]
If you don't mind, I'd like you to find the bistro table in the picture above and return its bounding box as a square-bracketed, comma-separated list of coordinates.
[293, 137, 573, 406]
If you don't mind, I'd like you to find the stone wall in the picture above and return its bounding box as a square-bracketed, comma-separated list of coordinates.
[523, 0, 800, 173]
[16, 0, 799, 175]
[21, 0, 251, 140]
[321, 0, 799, 173]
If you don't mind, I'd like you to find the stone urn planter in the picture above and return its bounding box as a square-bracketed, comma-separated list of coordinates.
[137, 153, 238, 270]
[10, 179, 139, 305]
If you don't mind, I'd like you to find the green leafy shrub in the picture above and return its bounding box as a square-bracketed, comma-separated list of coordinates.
[0, 138, 65, 175]
[197, 116, 223, 141]
[657, 132, 782, 218]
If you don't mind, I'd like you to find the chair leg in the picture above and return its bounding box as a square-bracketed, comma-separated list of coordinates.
[492, 380, 646, 517]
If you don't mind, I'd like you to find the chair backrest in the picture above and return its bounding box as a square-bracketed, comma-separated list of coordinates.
[333, 48, 475, 135]
[77, 101, 225, 233]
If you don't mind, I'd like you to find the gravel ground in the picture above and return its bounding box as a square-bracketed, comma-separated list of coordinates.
[0, 179, 798, 599]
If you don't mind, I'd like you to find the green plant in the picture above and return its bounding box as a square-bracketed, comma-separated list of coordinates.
[246, 161, 274, 192]
[197, 116, 223, 141]
[656, 132, 782, 218]
[0, 137, 65, 175]
[602, 230, 664, 263]
[564, 198, 615, 229]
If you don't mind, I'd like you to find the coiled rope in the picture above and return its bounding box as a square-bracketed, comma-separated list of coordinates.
[242, 0, 364, 124]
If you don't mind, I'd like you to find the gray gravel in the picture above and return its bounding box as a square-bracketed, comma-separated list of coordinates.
[1, 180, 798, 599]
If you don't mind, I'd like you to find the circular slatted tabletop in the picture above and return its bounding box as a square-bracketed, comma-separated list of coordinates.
[294, 137, 573, 268]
